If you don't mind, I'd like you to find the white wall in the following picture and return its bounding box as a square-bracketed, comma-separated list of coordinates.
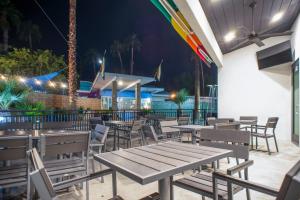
[218, 36, 292, 140]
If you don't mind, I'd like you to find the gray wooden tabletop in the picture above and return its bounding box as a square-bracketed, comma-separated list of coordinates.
[171, 125, 214, 130]
[94, 141, 232, 185]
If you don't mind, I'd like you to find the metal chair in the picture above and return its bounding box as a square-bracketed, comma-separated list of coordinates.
[89, 117, 103, 130]
[0, 135, 32, 200]
[173, 129, 252, 200]
[159, 120, 181, 140]
[213, 160, 300, 200]
[0, 122, 33, 130]
[215, 122, 240, 130]
[251, 117, 279, 155]
[39, 132, 91, 198]
[118, 120, 145, 148]
[142, 125, 167, 144]
[207, 118, 230, 126]
[28, 148, 113, 200]
[41, 121, 74, 130]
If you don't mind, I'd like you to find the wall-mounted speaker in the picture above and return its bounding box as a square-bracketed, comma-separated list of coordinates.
[256, 40, 293, 70]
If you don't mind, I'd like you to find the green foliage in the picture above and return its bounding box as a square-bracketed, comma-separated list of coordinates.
[172, 88, 189, 109]
[15, 101, 45, 115]
[0, 80, 30, 109]
[0, 48, 66, 78]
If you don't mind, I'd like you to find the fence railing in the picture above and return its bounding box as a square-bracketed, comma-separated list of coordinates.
[0, 109, 217, 131]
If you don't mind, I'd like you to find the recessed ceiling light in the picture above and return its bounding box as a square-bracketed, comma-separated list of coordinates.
[271, 12, 284, 23]
[224, 31, 236, 42]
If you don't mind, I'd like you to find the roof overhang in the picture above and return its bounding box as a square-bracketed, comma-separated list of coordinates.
[173, 0, 223, 67]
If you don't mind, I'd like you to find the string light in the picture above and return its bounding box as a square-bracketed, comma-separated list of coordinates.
[61, 83, 67, 88]
[0, 75, 6, 80]
[35, 79, 42, 85]
[48, 81, 56, 88]
[19, 77, 26, 83]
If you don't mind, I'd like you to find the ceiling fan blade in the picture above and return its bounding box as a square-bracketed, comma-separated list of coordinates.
[251, 37, 264, 47]
[260, 30, 293, 38]
[229, 39, 250, 51]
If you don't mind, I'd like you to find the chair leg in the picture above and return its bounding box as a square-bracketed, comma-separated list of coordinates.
[202, 196, 205, 200]
[274, 135, 279, 152]
[265, 138, 271, 155]
[227, 157, 230, 164]
[86, 180, 89, 200]
[236, 158, 242, 178]
[255, 137, 258, 149]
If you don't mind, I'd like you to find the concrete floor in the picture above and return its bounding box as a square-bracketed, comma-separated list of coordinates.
[57, 139, 300, 200]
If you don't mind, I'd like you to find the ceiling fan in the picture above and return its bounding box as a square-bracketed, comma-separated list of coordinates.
[229, 1, 293, 51]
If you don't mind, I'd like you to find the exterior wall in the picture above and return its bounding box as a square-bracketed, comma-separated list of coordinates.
[218, 36, 292, 140]
[291, 14, 300, 60]
[29, 93, 101, 110]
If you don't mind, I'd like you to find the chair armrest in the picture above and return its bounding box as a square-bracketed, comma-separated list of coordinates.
[90, 143, 104, 147]
[227, 160, 254, 175]
[212, 170, 279, 198]
[53, 168, 112, 190]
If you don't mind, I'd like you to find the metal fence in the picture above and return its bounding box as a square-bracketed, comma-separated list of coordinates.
[0, 109, 217, 131]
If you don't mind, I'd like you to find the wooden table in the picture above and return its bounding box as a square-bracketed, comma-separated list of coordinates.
[94, 141, 232, 200]
[0, 130, 88, 139]
[171, 125, 214, 144]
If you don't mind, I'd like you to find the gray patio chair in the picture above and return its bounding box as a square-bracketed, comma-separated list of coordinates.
[41, 121, 74, 130]
[118, 120, 145, 148]
[239, 116, 258, 131]
[28, 148, 113, 200]
[207, 118, 230, 126]
[212, 160, 300, 200]
[0, 135, 32, 200]
[178, 116, 192, 141]
[141, 125, 167, 144]
[0, 122, 33, 130]
[39, 132, 91, 198]
[215, 122, 240, 130]
[159, 120, 181, 141]
[89, 117, 103, 130]
[173, 129, 252, 200]
[90, 124, 110, 182]
[251, 117, 279, 155]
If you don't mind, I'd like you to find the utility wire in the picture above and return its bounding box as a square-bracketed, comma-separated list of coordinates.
[33, 0, 68, 43]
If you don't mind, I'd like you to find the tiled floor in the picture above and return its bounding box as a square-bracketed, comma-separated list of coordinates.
[57, 140, 300, 200]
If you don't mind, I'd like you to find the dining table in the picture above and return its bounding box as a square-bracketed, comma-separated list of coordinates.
[171, 125, 214, 144]
[94, 141, 232, 200]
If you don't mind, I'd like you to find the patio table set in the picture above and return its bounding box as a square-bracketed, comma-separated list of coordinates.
[0, 115, 299, 200]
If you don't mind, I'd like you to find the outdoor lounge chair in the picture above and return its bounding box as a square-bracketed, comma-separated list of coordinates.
[0, 135, 32, 200]
[173, 129, 252, 200]
[118, 119, 145, 148]
[251, 117, 279, 155]
[28, 148, 113, 200]
[212, 160, 300, 200]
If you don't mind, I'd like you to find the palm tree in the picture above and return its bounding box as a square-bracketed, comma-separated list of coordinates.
[191, 53, 202, 122]
[110, 40, 125, 73]
[171, 88, 189, 114]
[18, 20, 42, 49]
[85, 48, 99, 75]
[68, 0, 77, 108]
[0, 0, 21, 52]
[126, 34, 141, 75]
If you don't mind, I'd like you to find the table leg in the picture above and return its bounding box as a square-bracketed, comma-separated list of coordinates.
[192, 130, 197, 144]
[113, 127, 117, 150]
[158, 176, 173, 200]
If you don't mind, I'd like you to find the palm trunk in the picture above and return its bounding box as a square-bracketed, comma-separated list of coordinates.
[200, 61, 205, 93]
[118, 51, 124, 73]
[3, 29, 8, 52]
[194, 58, 200, 123]
[130, 47, 134, 75]
[29, 32, 32, 49]
[68, 0, 77, 108]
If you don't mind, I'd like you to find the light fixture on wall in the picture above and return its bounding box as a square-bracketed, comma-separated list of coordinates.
[224, 31, 236, 42]
[271, 12, 284, 23]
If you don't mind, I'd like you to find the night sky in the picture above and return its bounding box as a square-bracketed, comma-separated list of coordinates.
[12, 0, 217, 95]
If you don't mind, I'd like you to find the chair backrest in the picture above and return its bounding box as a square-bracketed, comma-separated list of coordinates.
[142, 125, 159, 142]
[131, 120, 145, 132]
[178, 117, 190, 125]
[240, 116, 258, 122]
[277, 160, 300, 200]
[93, 124, 109, 144]
[199, 129, 250, 160]
[28, 148, 56, 199]
[41, 121, 73, 130]
[266, 117, 279, 129]
[40, 132, 90, 159]
[0, 122, 33, 130]
[0, 135, 32, 161]
[207, 118, 230, 126]
[160, 120, 178, 127]
[215, 122, 240, 130]
[89, 117, 103, 130]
